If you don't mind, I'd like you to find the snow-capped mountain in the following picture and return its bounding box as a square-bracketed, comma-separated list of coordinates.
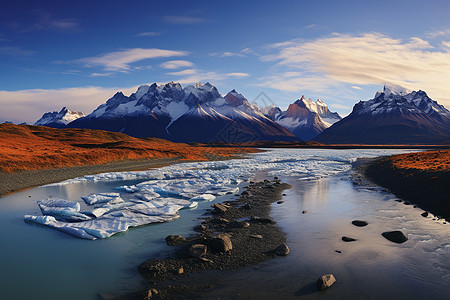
[315, 84, 450, 144]
[68, 82, 298, 143]
[35, 107, 86, 128]
[262, 96, 341, 140]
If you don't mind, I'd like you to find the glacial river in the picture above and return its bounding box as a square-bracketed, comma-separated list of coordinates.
[0, 149, 448, 299]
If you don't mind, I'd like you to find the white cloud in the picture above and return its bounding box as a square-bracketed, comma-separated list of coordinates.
[76, 48, 188, 71]
[226, 72, 250, 77]
[426, 28, 450, 38]
[0, 86, 140, 124]
[160, 60, 194, 69]
[210, 51, 245, 57]
[260, 33, 450, 108]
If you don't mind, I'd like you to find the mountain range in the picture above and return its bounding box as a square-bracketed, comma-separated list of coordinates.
[33, 82, 450, 145]
[314, 84, 450, 144]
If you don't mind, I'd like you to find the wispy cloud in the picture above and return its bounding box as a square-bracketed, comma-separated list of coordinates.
[75, 48, 188, 72]
[160, 60, 194, 69]
[6, 10, 81, 33]
[226, 72, 250, 77]
[305, 24, 317, 29]
[426, 28, 450, 38]
[259, 33, 450, 108]
[351, 86, 362, 90]
[0, 46, 34, 56]
[163, 16, 207, 24]
[210, 51, 246, 57]
[136, 31, 161, 37]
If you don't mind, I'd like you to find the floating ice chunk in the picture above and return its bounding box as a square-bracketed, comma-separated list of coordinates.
[81, 193, 121, 205]
[191, 194, 216, 201]
[186, 201, 198, 209]
[90, 201, 135, 218]
[115, 185, 139, 193]
[37, 199, 91, 222]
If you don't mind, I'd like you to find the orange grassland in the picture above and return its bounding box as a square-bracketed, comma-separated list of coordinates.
[0, 123, 257, 173]
[388, 149, 450, 172]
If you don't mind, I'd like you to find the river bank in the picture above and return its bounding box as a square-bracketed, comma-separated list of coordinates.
[362, 150, 450, 221]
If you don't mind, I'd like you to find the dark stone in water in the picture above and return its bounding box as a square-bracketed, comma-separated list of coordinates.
[282, 193, 286, 196]
[165, 235, 187, 246]
[274, 243, 290, 256]
[302, 210, 307, 214]
[382, 231, 408, 243]
[421, 211, 429, 218]
[352, 220, 368, 227]
[342, 236, 357, 242]
[335, 250, 342, 253]
[277, 200, 284, 204]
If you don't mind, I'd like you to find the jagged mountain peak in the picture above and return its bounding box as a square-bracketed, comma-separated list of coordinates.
[35, 107, 86, 128]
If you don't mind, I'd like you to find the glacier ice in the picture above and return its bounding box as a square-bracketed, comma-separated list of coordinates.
[27, 149, 417, 239]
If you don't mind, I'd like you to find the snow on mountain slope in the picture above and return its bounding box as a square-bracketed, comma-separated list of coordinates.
[262, 95, 341, 140]
[315, 85, 450, 144]
[68, 82, 298, 143]
[35, 107, 86, 128]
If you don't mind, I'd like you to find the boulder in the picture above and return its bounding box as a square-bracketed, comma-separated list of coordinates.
[165, 235, 186, 246]
[176, 267, 184, 275]
[421, 212, 429, 217]
[145, 289, 158, 300]
[209, 235, 232, 253]
[210, 217, 229, 224]
[277, 201, 285, 204]
[382, 231, 408, 243]
[342, 236, 357, 242]
[274, 243, 290, 256]
[351, 220, 368, 227]
[189, 244, 207, 257]
[194, 224, 208, 232]
[317, 274, 336, 290]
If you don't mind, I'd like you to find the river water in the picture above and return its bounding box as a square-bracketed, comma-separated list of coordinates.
[0, 149, 448, 299]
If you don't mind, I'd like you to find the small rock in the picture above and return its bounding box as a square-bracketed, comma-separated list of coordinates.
[249, 234, 263, 239]
[302, 210, 307, 214]
[277, 201, 284, 204]
[351, 220, 368, 227]
[189, 244, 207, 257]
[146, 289, 158, 300]
[241, 191, 250, 196]
[317, 274, 336, 290]
[209, 235, 232, 253]
[199, 257, 214, 263]
[176, 267, 184, 275]
[382, 231, 408, 243]
[342, 236, 357, 242]
[274, 243, 290, 256]
[165, 235, 186, 246]
[404, 202, 411, 205]
[282, 193, 287, 196]
[335, 250, 342, 253]
[211, 203, 228, 213]
[421, 212, 429, 218]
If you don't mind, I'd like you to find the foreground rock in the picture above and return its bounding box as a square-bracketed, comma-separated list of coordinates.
[189, 244, 207, 257]
[317, 274, 336, 290]
[382, 231, 408, 243]
[352, 220, 368, 227]
[342, 236, 357, 242]
[274, 243, 290, 256]
[209, 235, 232, 253]
[166, 235, 187, 246]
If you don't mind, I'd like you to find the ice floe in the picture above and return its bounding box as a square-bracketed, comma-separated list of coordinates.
[27, 149, 417, 239]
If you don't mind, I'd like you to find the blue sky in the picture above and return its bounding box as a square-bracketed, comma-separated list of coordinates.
[1, 0, 450, 123]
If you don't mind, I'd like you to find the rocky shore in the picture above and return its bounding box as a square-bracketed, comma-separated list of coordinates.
[135, 179, 291, 299]
[357, 150, 450, 221]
